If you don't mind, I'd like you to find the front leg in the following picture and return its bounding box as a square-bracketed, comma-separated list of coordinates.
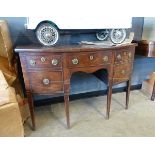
[126, 79, 131, 109]
[26, 91, 36, 130]
[64, 88, 70, 129]
[106, 79, 113, 119]
[63, 68, 71, 129]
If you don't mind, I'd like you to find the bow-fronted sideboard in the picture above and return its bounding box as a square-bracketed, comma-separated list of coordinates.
[15, 43, 137, 130]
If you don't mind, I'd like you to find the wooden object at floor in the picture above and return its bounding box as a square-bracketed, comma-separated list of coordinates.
[141, 72, 155, 99]
[135, 40, 155, 101]
[15, 44, 136, 130]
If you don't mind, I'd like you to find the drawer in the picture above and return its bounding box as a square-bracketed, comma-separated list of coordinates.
[67, 51, 112, 68]
[113, 63, 132, 84]
[100, 51, 113, 64]
[115, 48, 134, 64]
[26, 54, 62, 69]
[29, 71, 63, 94]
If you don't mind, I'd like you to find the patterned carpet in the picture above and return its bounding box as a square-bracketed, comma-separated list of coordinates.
[24, 90, 155, 137]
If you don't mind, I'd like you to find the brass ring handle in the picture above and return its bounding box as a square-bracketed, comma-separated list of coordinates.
[121, 70, 126, 75]
[117, 54, 122, 60]
[72, 58, 79, 65]
[51, 59, 58, 66]
[128, 52, 132, 58]
[43, 78, 50, 85]
[89, 55, 94, 60]
[29, 60, 36, 66]
[41, 57, 46, 62]
[103, 56, 109, 62]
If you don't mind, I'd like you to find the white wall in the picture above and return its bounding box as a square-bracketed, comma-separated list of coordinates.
[142, 17, 155, 41]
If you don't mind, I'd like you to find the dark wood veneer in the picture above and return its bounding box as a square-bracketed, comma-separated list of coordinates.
[15, 44, 136, 130]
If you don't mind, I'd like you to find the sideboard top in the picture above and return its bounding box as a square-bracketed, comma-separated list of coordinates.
[15, 43, 137, 53]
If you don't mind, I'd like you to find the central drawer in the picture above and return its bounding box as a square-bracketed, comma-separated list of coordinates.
[67, 51, 112, 68]
[28, 71, 63, 94]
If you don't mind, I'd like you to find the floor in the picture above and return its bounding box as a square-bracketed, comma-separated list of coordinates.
[24, 90, 155, 137]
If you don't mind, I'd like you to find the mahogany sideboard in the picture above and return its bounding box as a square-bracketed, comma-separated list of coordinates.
[15, 43, 137, 130]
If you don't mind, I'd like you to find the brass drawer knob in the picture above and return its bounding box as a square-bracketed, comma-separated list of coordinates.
[51, 59, 58, 66]
[29, 60, 36, 66]
[117, 54, 122, 60]
[121, 70, 126, 75]
[43, 78, 50, 85]
[89, 55, 94, 60]
[103, 56, 108, 62]
[41, 57, 46, 62]
[72, 58, 79, 65]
